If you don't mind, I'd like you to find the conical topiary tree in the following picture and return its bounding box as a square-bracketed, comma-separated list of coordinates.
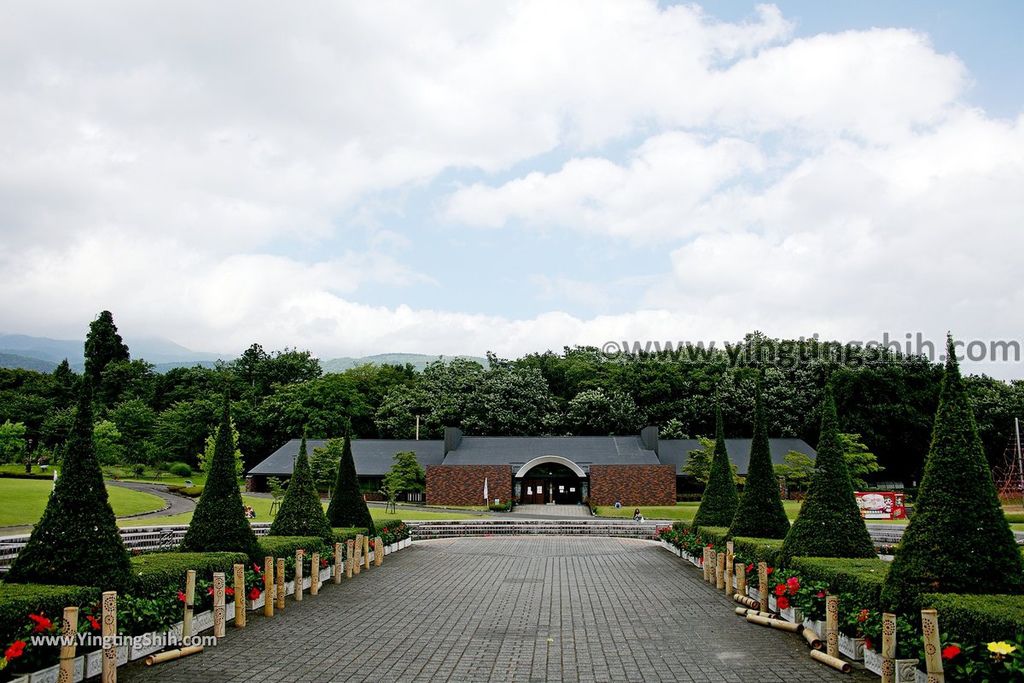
[882, 335, 1024, 613]
[728, 374, 791, 539]
[269, 435, 333, 542]
[7, 382, 132, 590]
[781, 384, 875, 561]
[326, 433, 374, 533]
[693, 403, 739, 528]
[180, 396, 259, 558]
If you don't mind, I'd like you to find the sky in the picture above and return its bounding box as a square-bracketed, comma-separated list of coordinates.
[1, 1, 1023, 376]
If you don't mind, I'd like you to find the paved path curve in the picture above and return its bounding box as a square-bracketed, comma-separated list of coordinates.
[121, 537, 871, 682]
[107, 480, 196, 520]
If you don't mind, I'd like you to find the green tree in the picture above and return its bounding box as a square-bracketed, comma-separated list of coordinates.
[464, 366, 558, 435]
[196, 418, 244, 477]
[325, 433, 374, 533]
[373, 386, 430, 439]
[155, 399, 218, 466]
[881, 336, 1024, 613]
[781, 386, 876, 560]
[92, 420, 124, 465]
[40, 408, 74, 452]
[310, 439, 341, 492]
[383, 451, 426, 495]
[683, 437, 714, 484]
[774, 451, 815, 494]
[110, 399, 157, 464]
[180, 396, 259, 558]
[659, 418, 688, 440]
[51, 359, 79, 405]
[728, 374, 791, 539]
[693, 404, 740, 527]
[839, 433, 882, 489]
[7, 382, 132, 589]
[83, 310, 130, 385]
[566, 388, 644, 435]
[269, 435, 333, 542]
[0, 420, 27, 464]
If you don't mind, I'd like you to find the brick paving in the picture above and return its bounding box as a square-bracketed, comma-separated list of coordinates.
[120, 537, 872, 682]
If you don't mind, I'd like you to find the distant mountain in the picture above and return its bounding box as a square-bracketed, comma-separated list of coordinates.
[0, 333, 227, 373]
[321, 353, 488, 373]
[0, 353, 59, 373]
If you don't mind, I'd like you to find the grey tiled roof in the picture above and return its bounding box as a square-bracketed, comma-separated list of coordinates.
[657, 438, 816, 476]
[438, 436, 660, 473]
[247, 439, 445, 477]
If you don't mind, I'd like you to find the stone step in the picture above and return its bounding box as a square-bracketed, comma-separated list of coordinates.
[408, 519, 660, 540]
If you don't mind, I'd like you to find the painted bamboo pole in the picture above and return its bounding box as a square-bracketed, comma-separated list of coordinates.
[233, 563, 245, 628]
[726, 541, 734, 573]
[881, 612, 896, 683]
[212, 572, 226, 638]
[825, 594, 839, 658]
[746, 613, 802, 633]
[346, 539, 355, 579]
[702, 548, 710, 581]
[263, 556, 274, 617]
[735, 562, 746, 596]
[802, 626, 823, 650]
[724, 558, 733, 595]
[145, 646, 203, 666]
[353, 535, 363, 575]
[921, 609, 945, 682]
[182, 570, 196, 640]
[375, 537, 383, 567]
[733, 594, 761, 610]
[59, 606, 78, 682]
[101, 591, 117, 683]
[362, 535, 371, 570]
[275, 558, 285, 610]
[757, 562, 768, 614]
[295, 549, 304, 602]
[716, 551, 725, 590]
[311, 552, 320, 596]
[333, 542, 343, 584]
[810, 650, 852, 673]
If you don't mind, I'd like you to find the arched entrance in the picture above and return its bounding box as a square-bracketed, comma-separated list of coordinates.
[516, 457, 587, 505]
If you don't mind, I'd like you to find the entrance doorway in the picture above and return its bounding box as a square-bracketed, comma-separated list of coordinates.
[518, 462, 583, 504]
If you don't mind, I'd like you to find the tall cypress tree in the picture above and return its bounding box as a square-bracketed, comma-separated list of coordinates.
[781, 385, 875, 560]
[181, 396, 259, 558]
[83, 310, 130, 385]
[7, 382, 132, 590]
[728, 374, 790, 539]
[269, 435, 333, 542]
[326, 433, 374, 533]
[693, 403, 739, 528]
[882, 336, 1024, 612]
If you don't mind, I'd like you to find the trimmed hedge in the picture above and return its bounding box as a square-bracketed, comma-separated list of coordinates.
[333, 527, 368, 545]
[732, 537, 784, 568]
[128, 552, 249, 597]
[924, 593, 1024, 645]
[788, 557, 889, 609]
[0, 583, 100, 646]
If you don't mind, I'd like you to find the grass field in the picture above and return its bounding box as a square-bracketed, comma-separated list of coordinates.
[594, 501, 804, 521]
[0, 479, 165, 527]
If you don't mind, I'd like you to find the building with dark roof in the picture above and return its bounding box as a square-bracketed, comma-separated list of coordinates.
[246, 427, 816, 507]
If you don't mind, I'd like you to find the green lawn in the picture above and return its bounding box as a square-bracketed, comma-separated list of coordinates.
[0, 479, 165, 527]
[595, 501, 805, 521]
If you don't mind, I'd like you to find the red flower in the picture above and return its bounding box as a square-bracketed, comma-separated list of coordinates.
[745, 563, 753, 574]
[207, 587, 214, 596]
[253, 564, 263, 575]
[777, 596, 790, 610]
[774, 584, 786, 596]
[177, 591, 187, 603]
[248, 587, 261, 600]
[86, 615, 101, 631]
[815, 591, 826, 599]
[864, 637, 873, 651]
[706, 543, 713, 548]
[225, 587, 234, 597]
[4, 640, 26, 661]
[942, 645, 961, 660]
[786, 577, 800, 595]
[28, 613, 52, 633]
[856, 609, 870, 623]
[766, 567, 774, 575]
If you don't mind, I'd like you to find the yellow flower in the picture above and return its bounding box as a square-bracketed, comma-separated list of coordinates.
[988, 641, 1016, 656]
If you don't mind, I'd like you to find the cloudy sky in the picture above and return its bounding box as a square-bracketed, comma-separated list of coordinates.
[2, 1, 1022, 375]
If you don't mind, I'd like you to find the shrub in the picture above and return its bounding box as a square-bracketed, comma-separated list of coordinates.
[269, 436, 333, 542]
[332, 527, 370, 545]
[168, 462, 192, 477]
[781, 387, 875, 561]
[882, 337, 1024, 613]
[325, 433, 374, 535]
[6, 383, 133, 591]
[924, 593, 1024, 645]
[728, 375, 790, 539]
[257, 536, 328, 582]
[692, 404, 739, 528]
[180, 396, 260, 558]
[372, 519, 410, 545]
[732, 537, 784, 568]
[128, 552, 249, 598]
[489, 500, 512, 512]
[788, 557, 890, 610]
[0, 583, 100, 650]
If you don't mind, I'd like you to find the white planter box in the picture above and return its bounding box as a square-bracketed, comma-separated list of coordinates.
[839, 634, 865, 660]
[302, 576, 311, 590]
[896, 659, 919, 683]
[86, 650, 102, 678]
[129, 631, 164, 661]
[320, 567, 331, 582]
[193, 610, 214, 633]
[285, 580, 295, 596]
[10, 676, 29, 683]
[71, 655, 85, 683]
[388, 543, 398, 554]
[248, 595, 264, 610]
[768, 596, 777, 612]
[401, 538, 411, 549]
[864, 648, 882, 675]
[915, 670, 929, 683]
[28, 665, 58, 683]
[226, 602, 235, 622]
[780, 606, 802, 623]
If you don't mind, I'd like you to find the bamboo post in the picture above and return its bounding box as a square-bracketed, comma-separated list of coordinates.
[735, 562, 746, 596]
[233, 564, 245, 628]
[333, 542, 343, 584]
[882, 612, 896, 683]
[707, 549, 715, 584]
[362, 535, 370, 570]
[702, 547, 710, 581]
[724, 559, 733, 595]
[295, 549, 304, 602]
[101, 591, 116, 683]
[263, 556, 274, 617]
[59, 606, 78, 682]
[346, 539, 355, 579]
[726, 541, 734, 571]
[757, 562, 768, 613]
[921, 609, 944, 682]
[182, 569, 196, 639]
[717, 551, 725, 590]
[311, 552, 320, 596]
[275, 558, 285, 610]
[825, 594, 839, 658]
[375, 537, 383, 567]
[354, 535, 363, 575]
[212, 572, 226, 638]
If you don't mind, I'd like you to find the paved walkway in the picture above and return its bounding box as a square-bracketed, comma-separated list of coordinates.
[121, 537, 870, 682]
[107, 481, 196, 521]
[510, 504, 592, 519]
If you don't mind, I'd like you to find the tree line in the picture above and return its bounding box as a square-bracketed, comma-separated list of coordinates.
[1, 311, 1022, 485]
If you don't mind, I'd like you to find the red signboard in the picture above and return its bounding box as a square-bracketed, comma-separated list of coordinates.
[855, 491, 907, 520]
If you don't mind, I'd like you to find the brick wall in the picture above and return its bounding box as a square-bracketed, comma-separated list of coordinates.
[589, 465, 676, 506]
[426, 465, 513, 506]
